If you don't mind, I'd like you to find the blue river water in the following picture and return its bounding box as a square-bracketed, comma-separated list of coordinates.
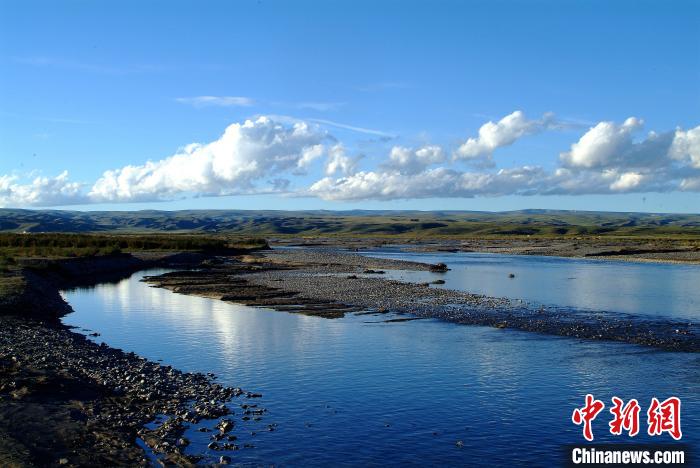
[358, 248, 700, 320]
[60, 251, 699, 466]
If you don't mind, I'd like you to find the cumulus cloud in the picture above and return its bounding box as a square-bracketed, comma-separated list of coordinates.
[455, 111, 557, 161]
[669, 126, 700, 168]
[0, 171, 85, 207]
[552, 119, 700, 194]
[1, 113, 698, 207]
[175, 96, 255, 107]
[310, 117, 700, 200]
[384, 145, 445, 174]
[609, 172, 645, 191]
[309, 166, 545, 201]
[560, 117, 645, 168]
[325, 144, 360, 176]
[89, 116, 327, 202]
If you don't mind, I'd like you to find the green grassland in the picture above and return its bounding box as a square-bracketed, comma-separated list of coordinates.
[0, 231, 269, 303]
[0, 232, 268, 266]
[1, 208, 699, 239]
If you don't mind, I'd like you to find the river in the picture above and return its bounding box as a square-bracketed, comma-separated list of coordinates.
[61, 250, 699, 466]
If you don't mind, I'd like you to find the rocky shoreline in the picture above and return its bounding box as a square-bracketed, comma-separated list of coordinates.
[0, 315, 269, 466]
[271, 237, 700, 264]
[145, 248, 699, 352]
[1, 245, 698, 466]
[0, 250, 270, 466]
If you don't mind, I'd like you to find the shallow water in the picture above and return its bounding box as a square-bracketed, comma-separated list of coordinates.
[61, 256, 699, 466]
[360, 248, 700, 321]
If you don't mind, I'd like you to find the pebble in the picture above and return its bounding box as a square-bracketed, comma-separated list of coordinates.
[0, 315, 268, 464]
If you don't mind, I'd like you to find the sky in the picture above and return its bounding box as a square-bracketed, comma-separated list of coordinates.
[0, 0, 699, 213]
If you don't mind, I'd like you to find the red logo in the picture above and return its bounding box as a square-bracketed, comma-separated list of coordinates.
[572, 394, 605, 441]
[609, 397, 641, 437]
[572, 395, 682, 441]
[647, 397, 682, 440]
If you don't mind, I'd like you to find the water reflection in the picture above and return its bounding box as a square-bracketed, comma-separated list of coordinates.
[62, 267, 699, 466]
[362, 250, 700, 320]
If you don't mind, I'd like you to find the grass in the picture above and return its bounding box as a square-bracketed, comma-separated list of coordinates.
[0, 233, 269, 260]
[1, 209, 698, 240]
[0, 273, 25, 310]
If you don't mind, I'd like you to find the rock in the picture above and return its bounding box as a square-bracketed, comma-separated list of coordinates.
[219, 455, 231, 464]
[216, 418, 234, 433]
[430, 262, 449, 272]
[431, 279, 445, 285]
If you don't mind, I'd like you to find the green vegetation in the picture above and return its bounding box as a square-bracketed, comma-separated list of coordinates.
[0, 233, 268, 315]
[1, 208, 698, 240]
[0, 275, 23, 301]
[0, 254, 16, 273]
[0, 233, 268, 259]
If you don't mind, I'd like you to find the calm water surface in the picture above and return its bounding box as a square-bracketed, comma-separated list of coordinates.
[361, 248, 700, 320]
[61, 252, 700, 466]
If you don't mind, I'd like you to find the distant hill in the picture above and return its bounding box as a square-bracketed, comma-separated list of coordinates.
[1, 208, 699, 238]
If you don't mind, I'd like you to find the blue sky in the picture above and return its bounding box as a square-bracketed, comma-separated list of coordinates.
[1, 0, 698, 212]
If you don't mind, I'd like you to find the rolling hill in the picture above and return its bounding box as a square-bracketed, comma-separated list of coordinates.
[1, 208, 699, 238]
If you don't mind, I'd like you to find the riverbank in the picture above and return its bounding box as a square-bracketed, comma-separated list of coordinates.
[2, 244, 698, 465]
[144, 249, 700, 352]
[0, 315, 261, 466]
[0, 249, 269, 466]
[271, 237, 700, 264]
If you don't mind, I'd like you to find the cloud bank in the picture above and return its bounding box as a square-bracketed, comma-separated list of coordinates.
[89, 117, 326, 202]
[0, 171, 86, 207]
[1, 112, 698, 207]
[310, 114, 700, 201]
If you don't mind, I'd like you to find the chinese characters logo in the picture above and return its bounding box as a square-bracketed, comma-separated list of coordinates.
[572, 394, 681, 441]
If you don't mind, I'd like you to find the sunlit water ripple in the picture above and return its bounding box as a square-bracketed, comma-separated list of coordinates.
[61, 251, 700, 466]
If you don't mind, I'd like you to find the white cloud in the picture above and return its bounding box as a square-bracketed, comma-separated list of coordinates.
[553, 120, 700, 194]
[325, 144, 360, 176]
[455, 111, 556, 161]
[669, 126, 700, 168]
[609, 172, 645, 191]
[89, 116, 327, 202]
[175, 96, 255, 107]
[309, 166, 545, 201]
[0, 171, 85, 207]
[296, 144, 325, 171]
[560, 117, 644, 168]
[309, 118, 700, 201]
[1, 114, 698, 208]
[384, 145, 445, 174]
